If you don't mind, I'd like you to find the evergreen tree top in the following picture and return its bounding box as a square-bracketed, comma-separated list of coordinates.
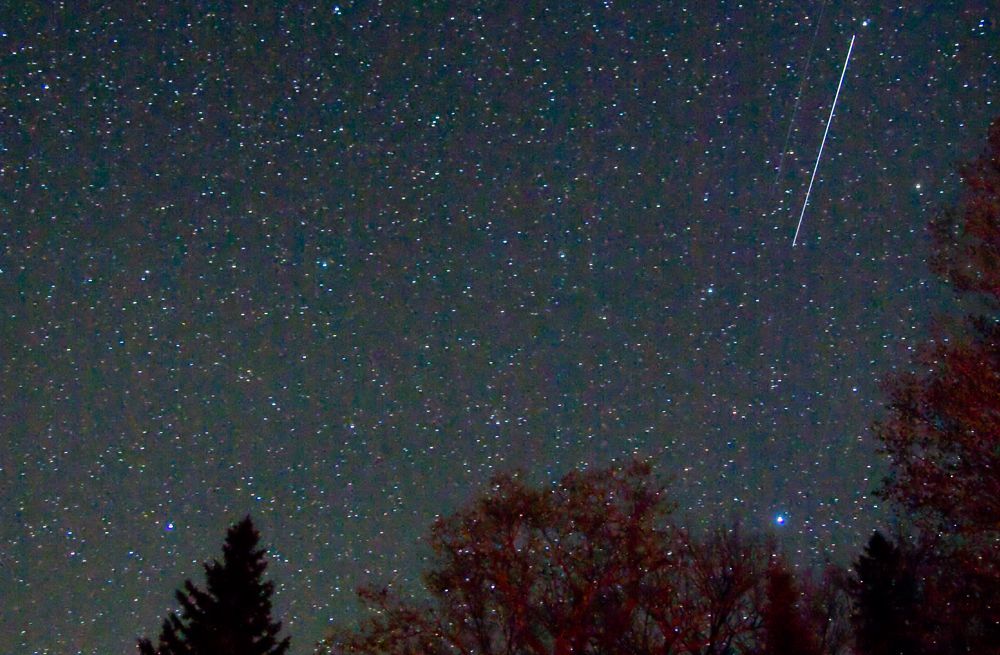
[138, 515, 291, 655]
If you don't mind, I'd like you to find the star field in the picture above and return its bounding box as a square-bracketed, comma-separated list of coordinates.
[0, 2, 996, 653]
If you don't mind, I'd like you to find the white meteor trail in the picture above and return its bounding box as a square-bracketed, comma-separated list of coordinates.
[792, 33, 856, 247]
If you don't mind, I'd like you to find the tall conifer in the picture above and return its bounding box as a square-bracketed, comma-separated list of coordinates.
[138, 516, 290, 655]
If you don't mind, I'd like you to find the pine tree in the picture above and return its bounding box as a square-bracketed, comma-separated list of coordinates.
[138, 516, 291, 655]
[849, 531, 921, 655]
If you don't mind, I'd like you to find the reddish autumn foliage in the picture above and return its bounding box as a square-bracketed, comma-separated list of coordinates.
[319, 461, 780, 655]
[875, 116, 1000, 649]
[878, 113, 1000, 534]
[759, 561, 822, 655]
[929, 118, 1000, 303]
[877, 332, 1000, 532]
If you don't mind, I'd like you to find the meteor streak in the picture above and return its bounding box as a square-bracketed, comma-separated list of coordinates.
[792, 33, 855, 247]
[771, 0, 829, 191]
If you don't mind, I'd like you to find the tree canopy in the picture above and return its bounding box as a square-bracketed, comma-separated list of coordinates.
[318, 461, 834, 655]
[875, 116, 1000, 651]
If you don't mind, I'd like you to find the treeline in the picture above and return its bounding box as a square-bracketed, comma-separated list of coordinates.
[318, 461, 845, 655]
[136, 118, 1000, 655]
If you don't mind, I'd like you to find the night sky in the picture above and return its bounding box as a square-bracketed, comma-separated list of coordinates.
[1, 2, 997, 653]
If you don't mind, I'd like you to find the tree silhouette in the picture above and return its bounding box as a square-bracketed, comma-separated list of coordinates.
[679, 524, 771, 655]
[849, 531, 921, 655]
[875, 115, 1000, 649]
[800, 563, 853, 655]
[319, 461, 777, 655]
[138, 516, 290, 655]
[757, 560, 821, 655]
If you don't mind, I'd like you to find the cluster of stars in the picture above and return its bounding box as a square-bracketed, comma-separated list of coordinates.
[0, 2, 995, 654]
